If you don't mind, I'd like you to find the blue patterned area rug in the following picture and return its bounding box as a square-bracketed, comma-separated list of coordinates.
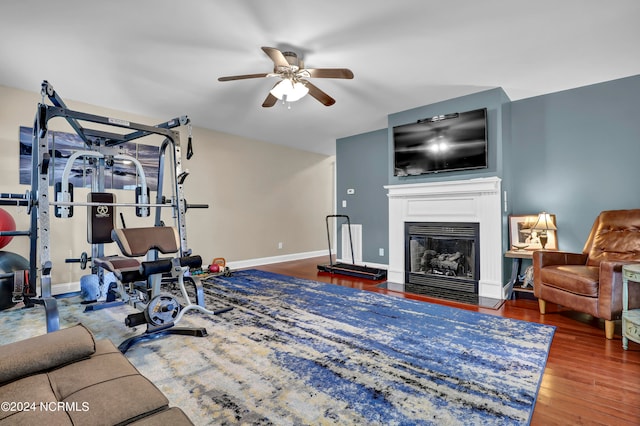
[1, 269, 554, 425]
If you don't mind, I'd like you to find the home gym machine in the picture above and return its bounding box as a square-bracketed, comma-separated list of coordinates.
[317, 215, 387, 280]
[3, 80, 231, 344]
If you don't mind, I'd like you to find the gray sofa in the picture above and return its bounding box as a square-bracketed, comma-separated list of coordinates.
[0, 323, 193, 425]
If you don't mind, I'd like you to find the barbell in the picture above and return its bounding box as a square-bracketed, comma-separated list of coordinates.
[51, 200, 208, 210]
[65, 252, 90, 270]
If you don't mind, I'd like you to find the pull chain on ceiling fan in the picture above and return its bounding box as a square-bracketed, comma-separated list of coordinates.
[218, 47, 354, 107]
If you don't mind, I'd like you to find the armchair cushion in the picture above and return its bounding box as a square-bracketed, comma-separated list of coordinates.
[586, 209, 640, 266]
[540, 265, 599, 297]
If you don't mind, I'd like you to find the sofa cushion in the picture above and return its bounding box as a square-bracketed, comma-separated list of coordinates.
[0, 336, 178, 425]
[0, 373, 71, 424]
[541, 265, 600, 297]
[64, 374, 170, 425]
[0, 372, 172, 425]
[49, 338, 171, 425]
[0, 323, 96, 385]
[48, 343, 141, 400]
[0, 327, 193, 425]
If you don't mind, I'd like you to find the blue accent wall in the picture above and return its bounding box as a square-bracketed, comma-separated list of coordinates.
[336, 129, 389, 263]
[509, 74, 640, 252]
[336, 74, 640, 269]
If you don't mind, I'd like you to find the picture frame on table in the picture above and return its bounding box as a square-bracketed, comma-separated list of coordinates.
[508, 214, 558, 251]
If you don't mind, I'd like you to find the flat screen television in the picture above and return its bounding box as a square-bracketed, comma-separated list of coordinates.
[393, 108, 488, 176]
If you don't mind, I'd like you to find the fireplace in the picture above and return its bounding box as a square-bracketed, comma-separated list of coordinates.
[386, 177, 505, 300]
[406, 222, 479, 293]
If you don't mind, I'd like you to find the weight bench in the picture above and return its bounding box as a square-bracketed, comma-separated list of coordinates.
[93, 226, 232, 353]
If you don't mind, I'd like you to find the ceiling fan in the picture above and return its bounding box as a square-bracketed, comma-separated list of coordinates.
[218, 46, 354, 107]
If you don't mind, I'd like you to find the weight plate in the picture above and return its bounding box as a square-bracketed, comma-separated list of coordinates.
[144, 294, 180, 327]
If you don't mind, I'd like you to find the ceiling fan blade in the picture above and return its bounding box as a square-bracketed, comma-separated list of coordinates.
[304, 81, 336, 106]
[261, 47, 289, 68]
[261, 81, 281, 108]
[262, 92, 278, 108]
[304, 68, 354, 79]
[218, 73, 269, 82]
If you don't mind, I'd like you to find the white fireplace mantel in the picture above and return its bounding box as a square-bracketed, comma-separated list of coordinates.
[385, 176, 504, 299]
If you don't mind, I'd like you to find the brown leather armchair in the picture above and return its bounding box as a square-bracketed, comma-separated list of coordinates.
[533, 209, 640, 339]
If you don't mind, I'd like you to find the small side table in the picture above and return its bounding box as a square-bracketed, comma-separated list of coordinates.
[505, 250, 534, 299]
[622, 264, 640, 350]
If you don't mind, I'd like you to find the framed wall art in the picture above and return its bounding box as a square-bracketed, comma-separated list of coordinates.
[19, 126, 159, 191]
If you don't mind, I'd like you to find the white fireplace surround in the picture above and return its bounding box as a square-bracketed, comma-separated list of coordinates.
[385, 177, 504, 299]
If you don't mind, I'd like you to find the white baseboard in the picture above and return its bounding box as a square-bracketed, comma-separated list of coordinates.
[37, 281, 81, 297]
[228, 251, 389, 271]
[227, 250, 329, 270]
[53, 281, 80, 295]
[49, 252, 388, 296]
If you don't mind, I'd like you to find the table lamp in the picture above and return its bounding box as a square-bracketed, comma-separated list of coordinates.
[532, 212, 557, 249]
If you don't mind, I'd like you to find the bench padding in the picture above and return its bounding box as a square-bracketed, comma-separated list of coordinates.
[112, 227, 180, 257]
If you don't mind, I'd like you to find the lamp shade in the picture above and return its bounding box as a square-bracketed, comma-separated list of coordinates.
[269, 79, 309, 102]
[533, 212, 557, 231]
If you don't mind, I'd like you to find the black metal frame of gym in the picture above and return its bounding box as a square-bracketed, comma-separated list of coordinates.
[0, 80, 199, 333]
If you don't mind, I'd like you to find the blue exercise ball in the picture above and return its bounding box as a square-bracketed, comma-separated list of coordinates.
[0, 251, 30, 311]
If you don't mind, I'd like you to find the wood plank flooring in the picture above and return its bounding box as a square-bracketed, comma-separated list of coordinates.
[255, 256, 640, 426]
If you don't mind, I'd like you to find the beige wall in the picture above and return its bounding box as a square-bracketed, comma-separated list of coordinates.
[0, 84, 334, 285]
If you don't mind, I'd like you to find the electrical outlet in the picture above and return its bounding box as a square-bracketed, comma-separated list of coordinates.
[379, 248, 384, 256]
[278, 242, 283, 249]
[342, 200, 347, 208]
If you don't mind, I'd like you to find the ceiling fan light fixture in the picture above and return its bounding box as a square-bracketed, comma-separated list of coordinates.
[270, 79, 309, 102]
[218, 47, 352, 107]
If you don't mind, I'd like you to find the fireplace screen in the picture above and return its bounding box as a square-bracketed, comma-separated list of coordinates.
[405, 222, 479, 293]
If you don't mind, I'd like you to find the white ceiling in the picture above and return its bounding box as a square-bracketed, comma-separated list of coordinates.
[2, 0, 639, 156]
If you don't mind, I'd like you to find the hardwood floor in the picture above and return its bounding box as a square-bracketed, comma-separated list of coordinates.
[255, 256, 640, 426]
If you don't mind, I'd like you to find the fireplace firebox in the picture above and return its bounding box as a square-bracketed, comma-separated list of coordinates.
[405, 222, 480, 294]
